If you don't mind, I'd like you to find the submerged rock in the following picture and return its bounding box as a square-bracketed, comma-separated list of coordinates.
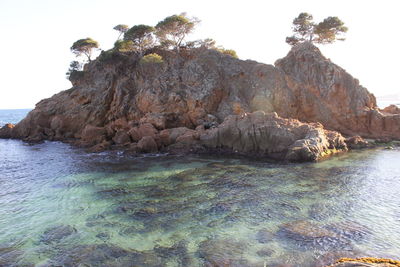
[255, 229, 275, 244]
[198, 239, 251, 267]
[278, 220, 349, 250]
[39, 225, 77, 244]
[43, 244, 163, 267]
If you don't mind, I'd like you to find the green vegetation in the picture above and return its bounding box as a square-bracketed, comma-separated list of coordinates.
[139, 53, 164, 64]
[155, 13, 199, 49]
[286, 12, 348, 45]
[124, 24, 155, 54]
[114, 40, 134, 52]
[70, 38, 99, 62]
[113, 24, 129, 40]
[216, 48, 238, 58]
[65, 61, 82, 79]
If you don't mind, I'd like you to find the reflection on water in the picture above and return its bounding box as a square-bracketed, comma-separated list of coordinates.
[0, 139, 400, 266]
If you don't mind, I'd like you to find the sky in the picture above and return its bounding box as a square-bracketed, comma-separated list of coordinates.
[0, 0, 399, 109]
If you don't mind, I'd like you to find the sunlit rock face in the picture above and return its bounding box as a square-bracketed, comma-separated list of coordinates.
[3, 42, 399, 155]
[200, 111, 347, 162]
[275, 42, 400, 139]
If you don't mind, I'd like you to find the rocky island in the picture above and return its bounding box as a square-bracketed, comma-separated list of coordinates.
[1, 42, 398, 161]
[1, 11, 400, 267]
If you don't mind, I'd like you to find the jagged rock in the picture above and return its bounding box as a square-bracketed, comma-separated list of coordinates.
[275, 42, 400, 140]
[201, 111, 347, 162]
[382, 104, 400, 115]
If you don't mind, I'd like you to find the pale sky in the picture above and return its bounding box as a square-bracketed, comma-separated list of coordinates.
[0, 0, 399, 109]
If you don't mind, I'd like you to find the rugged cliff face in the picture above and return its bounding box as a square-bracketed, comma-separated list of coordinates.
[0, 42, 399, 160]
[275, 42, 399, 139]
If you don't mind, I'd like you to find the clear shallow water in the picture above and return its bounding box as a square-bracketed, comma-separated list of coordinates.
[1, 139, 400, 267]
[0, 109, 31, 127]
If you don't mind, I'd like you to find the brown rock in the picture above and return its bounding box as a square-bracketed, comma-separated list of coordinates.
[139, 113, 166, 130]
[137, 136, 158, 153]
[275, 42, 400, 140]
[327, 258, 400, 267]
[128, 123, 158, 142]
[345, 136, 370, 149]
[201, 111, 347, 162]
[382, 105, 400, 115]
[87, 141, 112, 152]
[5, 44, 398, 151]
[112, 130, 131, 145]
[0, 123, 15, 138]
[80, 125, 106, 146]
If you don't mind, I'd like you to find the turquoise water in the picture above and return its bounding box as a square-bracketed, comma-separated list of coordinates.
[1, 137, 400, 266]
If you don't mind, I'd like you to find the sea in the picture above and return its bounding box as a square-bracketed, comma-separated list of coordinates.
[0, 109, 400, 266]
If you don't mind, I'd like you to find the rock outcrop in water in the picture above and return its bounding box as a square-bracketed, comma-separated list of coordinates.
[1, 42, 399, 160]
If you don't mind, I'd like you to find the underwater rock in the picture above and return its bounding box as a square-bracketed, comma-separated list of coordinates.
[308, 203, 336, 221]
[154, 240, 193, 266]
[209, 202, 233, 214]
[0, 245, 32, 267]
[256, 248, 274, 257]
[39, 225, 77, 244]
[97, 187, 133, 198]
[43, 244, 163, 267]
[255, 229, 275, 244]
[278, 220, 349, 250]
[326, 221, 371, 242]
[95, 232, 110, 241]
[131, 207, 159, 219]
[198, 238, 251, 267]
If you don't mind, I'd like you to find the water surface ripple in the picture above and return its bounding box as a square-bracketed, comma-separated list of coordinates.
[0, 139, 400, 266]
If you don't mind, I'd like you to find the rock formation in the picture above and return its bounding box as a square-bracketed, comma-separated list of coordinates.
[0, 42, 399, 160]
[327, 258, 400, 267]
[200, 111, 346, 162]
[275, 42, 400, 139]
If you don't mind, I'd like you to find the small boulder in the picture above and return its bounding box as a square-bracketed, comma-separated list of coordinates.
[137, 136, 158, 153]
[0, 123, 15, 138]
[80, 125, 106, 146]
[112, 130, 131, 145]
[345, 136, 370, 149]
[128, 123, 158, 142]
